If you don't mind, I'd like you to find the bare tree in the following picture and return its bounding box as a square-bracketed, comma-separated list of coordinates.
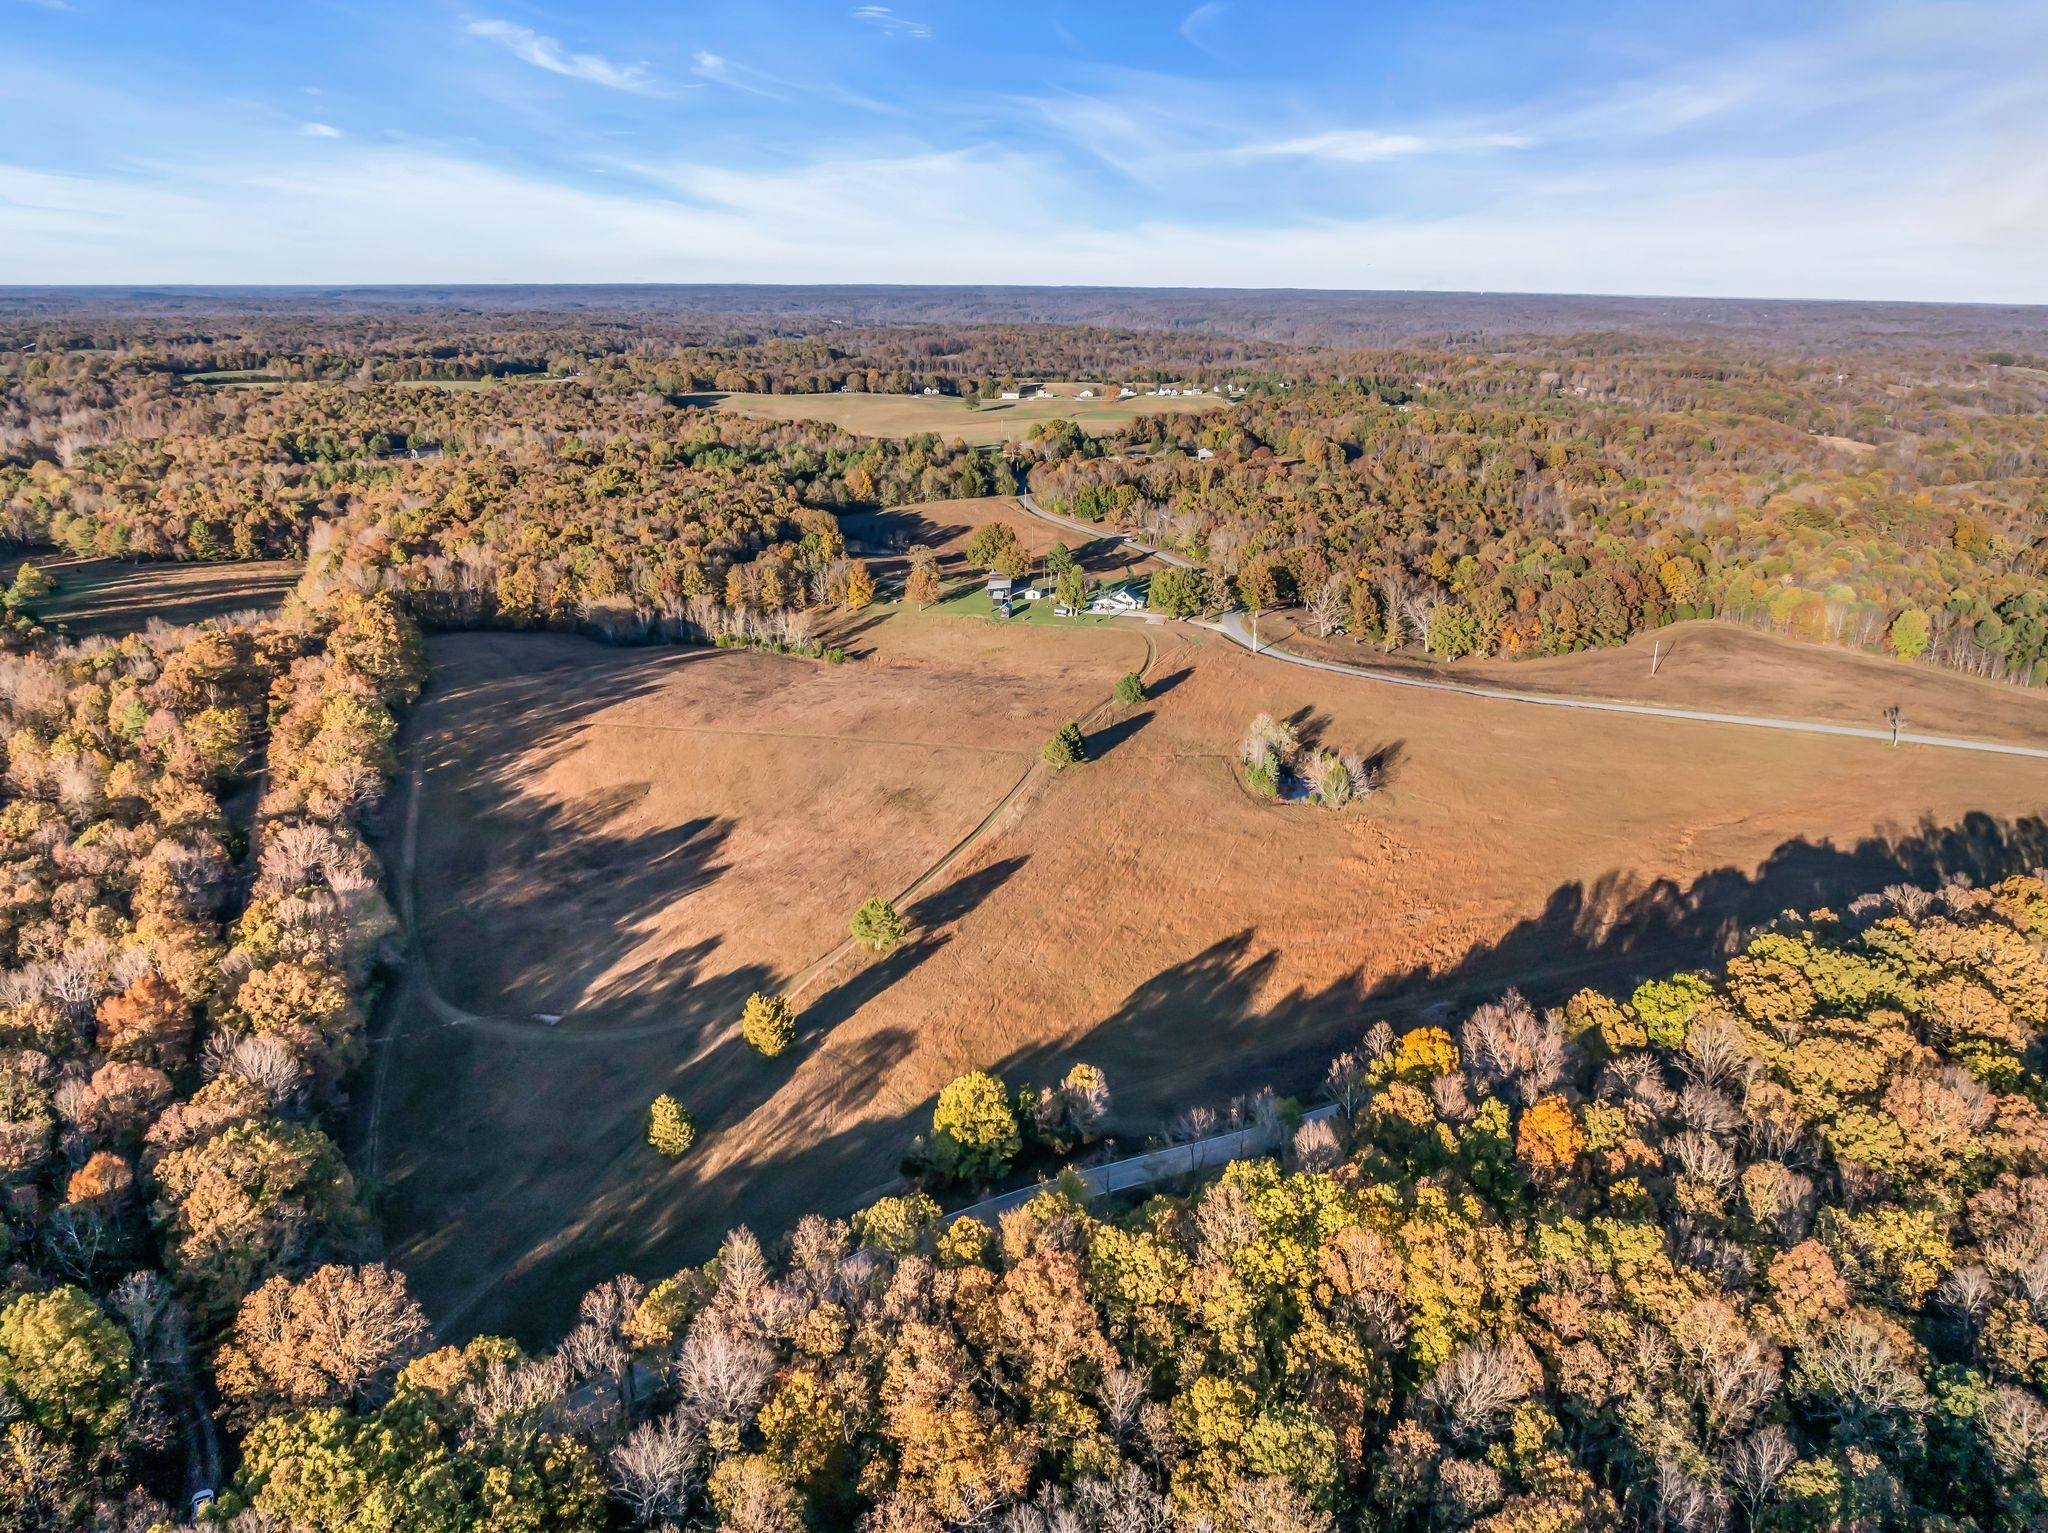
[710, 1227, 773, 1330]
[609, 1411, 703, 1526]
[1458, 990, 1562, 1106]
[673, 1322, 775, 1428]
[1303, 575, 1347, 638]
[1321, 1052, 1368, 1117]
[1793, 1322, 1932, 1447]
[1418, 1338, 1531, 1445]
[1676, 1083, 1745, 1139]
[1290, 1117, 1342, 1173]
[1725, 1425, 1796, 1528]
[1980, 1384, 2048, 1476]
[1375, 572, 1408, 653]
[1655, 1458, 1728, 1533]
[1672, 1130, 1740, 1197]
[1679, 1016, 1760, 1094]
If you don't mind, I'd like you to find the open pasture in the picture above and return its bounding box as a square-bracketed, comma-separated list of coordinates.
[690, 387, 1221, 444]
[1274, 614, 2048, 750]
[366, 498, 2048, 1343]
[31, 555, 301, 637]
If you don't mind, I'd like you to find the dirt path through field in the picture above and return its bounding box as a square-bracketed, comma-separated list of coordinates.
[358, 563, 2048, 1345]
[1015, 493, 2048, 759]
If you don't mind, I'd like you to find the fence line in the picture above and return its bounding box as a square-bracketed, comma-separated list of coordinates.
[950, 1103, 1344, 1224]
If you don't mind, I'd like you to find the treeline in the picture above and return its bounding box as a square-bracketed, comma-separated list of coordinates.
[1034, 369, 2048, 683]
[0, 578, 424, 1524]
[8, 317, 2046, 687]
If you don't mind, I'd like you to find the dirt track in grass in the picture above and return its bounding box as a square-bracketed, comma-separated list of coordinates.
[358, 498, 2048, 1345]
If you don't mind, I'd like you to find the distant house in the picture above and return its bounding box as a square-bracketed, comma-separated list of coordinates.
[1118, 386, 1137, 398]
[1196, 447, 1216, 460]
[1076, 388, 1095, 399]
[1020, 588, 1045, 602]
[921, 386, 940, 395]
[1158, 388, 1178, 397]
[987, 576, 1014, 600]
[837, 385, 854, 393]
[1000, 390, 1022, 400]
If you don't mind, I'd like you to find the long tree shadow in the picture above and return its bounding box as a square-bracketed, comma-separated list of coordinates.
[1089, 710, 1155, 759]
[992, 810, 2048, 1134]
[908, 854, 1030, 930]
[797, 933, 953, 1039]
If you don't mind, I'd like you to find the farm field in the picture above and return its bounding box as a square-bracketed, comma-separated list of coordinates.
[30, 555, 301, 637]
[179, 369, 571, 391]
[691, 387, 1222, 444]
[364, 498, 2048, 1342]
[1270, 613, 2048, 750]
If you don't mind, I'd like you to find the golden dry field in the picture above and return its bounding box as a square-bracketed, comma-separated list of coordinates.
[695, 386, 1222, 444]
[362, 499, 2048, 1340]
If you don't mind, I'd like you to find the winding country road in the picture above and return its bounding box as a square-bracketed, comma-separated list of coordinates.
[1016, 492, 2048, 762]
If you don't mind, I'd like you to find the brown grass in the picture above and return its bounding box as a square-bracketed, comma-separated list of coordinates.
[30, 556, 301, 638]
[1273, 616, 2048, 750]
[361, 499, 2048, 1343]
[695, 389, 1221, 445]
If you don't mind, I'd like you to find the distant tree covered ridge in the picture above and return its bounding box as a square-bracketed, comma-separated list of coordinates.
[0, 307, 2043, 681]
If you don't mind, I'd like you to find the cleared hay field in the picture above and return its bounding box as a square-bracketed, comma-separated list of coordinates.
[1274, 615, 2048, 750]
[365, 499, 2048, 1343]
[32, 556, 301, 637]
[693, 388, 1221, 444]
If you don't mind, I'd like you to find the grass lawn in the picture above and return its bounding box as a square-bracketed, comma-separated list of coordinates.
[937, 575, 1151, 626]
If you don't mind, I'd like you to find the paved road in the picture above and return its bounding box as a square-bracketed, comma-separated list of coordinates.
[1016, 493, 2048, 762]
[950, 1104, 1342, 1225]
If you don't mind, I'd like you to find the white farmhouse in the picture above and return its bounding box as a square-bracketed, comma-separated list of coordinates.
[1087, 587, 1146, 615]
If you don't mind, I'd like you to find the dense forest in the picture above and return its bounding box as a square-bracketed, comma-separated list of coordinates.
[3, 302, 2043, 683]
[0, 296, 2046, 1528]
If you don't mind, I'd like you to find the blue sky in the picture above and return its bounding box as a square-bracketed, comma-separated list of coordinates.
[2, 0, 2044, 300]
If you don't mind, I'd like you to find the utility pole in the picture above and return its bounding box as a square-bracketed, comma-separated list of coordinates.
[1650, 639, 1662, 677]
[1885, 705, 1902, 747]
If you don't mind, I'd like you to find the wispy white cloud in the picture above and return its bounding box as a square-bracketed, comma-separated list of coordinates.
[5, 124, 2044, 301]
[300, 121, 342, 138]
[466, 19, 662, 95]
[1178, 2, 1228, 56]
[851, 6, 929, 38]
[1246, 128, 1532, 163]
[691, 49, 897, 113]
[691, 51, 787, 100]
